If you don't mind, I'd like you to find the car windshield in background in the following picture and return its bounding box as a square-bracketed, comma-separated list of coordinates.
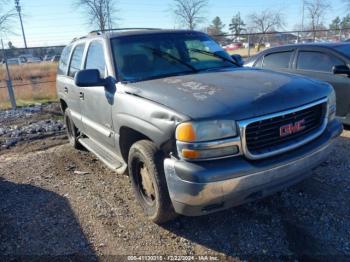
[334, 44, 350, 58]
[111, 33, 236, 82]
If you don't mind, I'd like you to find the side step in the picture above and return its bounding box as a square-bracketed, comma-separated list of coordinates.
[78, 137, 127, 175]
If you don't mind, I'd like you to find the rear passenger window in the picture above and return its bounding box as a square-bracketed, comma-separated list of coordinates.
[68, 44, 85, 78]
[85, 41, 106, 77]
[297, 51, 345, 72]
[263, 51, 293, 69]
[57, 45, 72, 75]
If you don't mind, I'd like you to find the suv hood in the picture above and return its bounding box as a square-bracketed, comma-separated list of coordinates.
[123, 68, 331, 120]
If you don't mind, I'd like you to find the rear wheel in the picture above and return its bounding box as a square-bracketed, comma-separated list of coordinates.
[128, 140, 177, 224]
[64, 109, 82, 149]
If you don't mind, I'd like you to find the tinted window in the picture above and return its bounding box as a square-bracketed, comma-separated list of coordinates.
[111, 33, 236, 82]
[68, 44, 85, 78]
[297, 51, 345, 72]
[58, 45, 72, 75]
[263, 51, 293, 69]
[85, 41, 106, 77]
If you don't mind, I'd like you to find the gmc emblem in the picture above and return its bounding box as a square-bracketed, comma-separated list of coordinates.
[280, 119, 306, 137]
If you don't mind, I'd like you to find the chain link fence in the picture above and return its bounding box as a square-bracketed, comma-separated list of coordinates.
[0, 46, 64, 109]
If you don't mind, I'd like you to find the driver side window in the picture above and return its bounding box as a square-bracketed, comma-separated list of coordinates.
[85, 41, 106, 78]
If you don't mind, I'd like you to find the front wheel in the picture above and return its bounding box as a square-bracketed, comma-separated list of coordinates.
[128, 140, 177, 224]
[64, 109, 82, 149]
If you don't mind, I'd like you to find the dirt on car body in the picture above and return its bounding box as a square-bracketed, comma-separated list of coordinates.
[0, 103, 349, 260]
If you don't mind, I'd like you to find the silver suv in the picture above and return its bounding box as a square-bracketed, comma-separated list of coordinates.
[57, 29, 342, 223]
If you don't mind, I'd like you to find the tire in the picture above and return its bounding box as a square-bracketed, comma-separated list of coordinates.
[64, 109, 82, 150]
[128, 140, 177, 224]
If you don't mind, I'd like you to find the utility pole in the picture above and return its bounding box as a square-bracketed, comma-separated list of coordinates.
[298, 0, 305, 43]
[301, 0, 305, 32]
[1, 39, 16, 109]
[106, 1, 112, 31]
[14, 0, 27, 49]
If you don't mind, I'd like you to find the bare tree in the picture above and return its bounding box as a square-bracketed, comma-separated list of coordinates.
[75, 0, 118, 31]
[173, 0, 208, 30]
[305, 0, 330, 40]
[248, 9, 285, 50]
[0, 0, 16, 36]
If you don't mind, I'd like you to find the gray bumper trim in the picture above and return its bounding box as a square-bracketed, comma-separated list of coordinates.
[164, 120, 342, 216]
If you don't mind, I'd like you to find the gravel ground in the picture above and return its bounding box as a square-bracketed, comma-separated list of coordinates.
[0, 103, 349, 261]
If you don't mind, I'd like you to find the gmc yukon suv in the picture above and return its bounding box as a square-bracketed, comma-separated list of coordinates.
[57, 29, 342, 223]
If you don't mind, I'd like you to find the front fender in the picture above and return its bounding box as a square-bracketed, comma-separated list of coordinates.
[113, 92, 189, 151]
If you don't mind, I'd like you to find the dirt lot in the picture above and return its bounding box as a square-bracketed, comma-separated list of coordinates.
[0, 103, 349, 261]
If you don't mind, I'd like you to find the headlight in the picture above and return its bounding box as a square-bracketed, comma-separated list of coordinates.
[176, 120, 237, 142]
[176, 120, 240, 160]
[327, 89, 336, 121]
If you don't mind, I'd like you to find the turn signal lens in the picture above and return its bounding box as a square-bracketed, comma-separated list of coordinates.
[181, 149, 200, 159]
[176, 122, 196, 142]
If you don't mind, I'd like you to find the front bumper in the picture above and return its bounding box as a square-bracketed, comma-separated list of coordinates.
[164, 120, 343, 216]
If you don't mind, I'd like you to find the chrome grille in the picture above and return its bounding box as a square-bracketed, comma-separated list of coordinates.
[239, 98, 328, 160]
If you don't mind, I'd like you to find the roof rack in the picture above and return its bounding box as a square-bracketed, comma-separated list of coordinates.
[70, 35, 87, 43]
[89, 28, 161, 35]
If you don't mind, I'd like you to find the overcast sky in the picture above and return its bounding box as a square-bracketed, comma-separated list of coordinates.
[1, 0, 348, 48]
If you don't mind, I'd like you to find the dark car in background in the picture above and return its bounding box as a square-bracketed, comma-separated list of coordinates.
[245, 43, 350, 125]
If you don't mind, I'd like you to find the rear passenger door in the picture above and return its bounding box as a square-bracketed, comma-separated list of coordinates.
[80, 40, 115, 151]
[65, 42, 86, 131]
[293, 48, 350, 117]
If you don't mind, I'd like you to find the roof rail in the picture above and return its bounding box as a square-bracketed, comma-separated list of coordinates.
[89, 28, 161, 35]
[70, 36, 87, 43]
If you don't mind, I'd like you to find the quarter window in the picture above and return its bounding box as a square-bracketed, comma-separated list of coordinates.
[68, 44, 85, 78]
[85, 41, 106, 77]
[57, 45, 72, 75]
[297, 51, 345, 72]
[262, 51, 293, 69]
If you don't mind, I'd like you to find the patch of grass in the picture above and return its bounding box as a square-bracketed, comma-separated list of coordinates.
[0, 62, 58, 109]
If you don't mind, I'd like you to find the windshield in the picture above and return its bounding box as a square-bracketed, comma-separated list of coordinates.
[111, 33, 237, 82]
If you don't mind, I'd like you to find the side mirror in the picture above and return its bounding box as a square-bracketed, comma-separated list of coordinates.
[332, 65, 350, 76]
[231, 54, 244, 67]
[75, 69, 106, 87]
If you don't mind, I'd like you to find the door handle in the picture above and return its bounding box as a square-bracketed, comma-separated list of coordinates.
[64, 87, 68, 94]
[79, 92, 84, 100]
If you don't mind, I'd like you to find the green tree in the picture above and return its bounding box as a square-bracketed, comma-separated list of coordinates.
[329, 16, 341, 32]
[229, 12, 246, 35]
[341, 14, 350, 29]
[207, 16, 226, 42]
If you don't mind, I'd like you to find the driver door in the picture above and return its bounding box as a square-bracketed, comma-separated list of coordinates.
[79, 40, 115, 151]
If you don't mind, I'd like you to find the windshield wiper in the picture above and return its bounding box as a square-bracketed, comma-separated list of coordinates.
[189, 48, 240, 67]
[122, 70, 196, 83]
[141, 46, 198, 73]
